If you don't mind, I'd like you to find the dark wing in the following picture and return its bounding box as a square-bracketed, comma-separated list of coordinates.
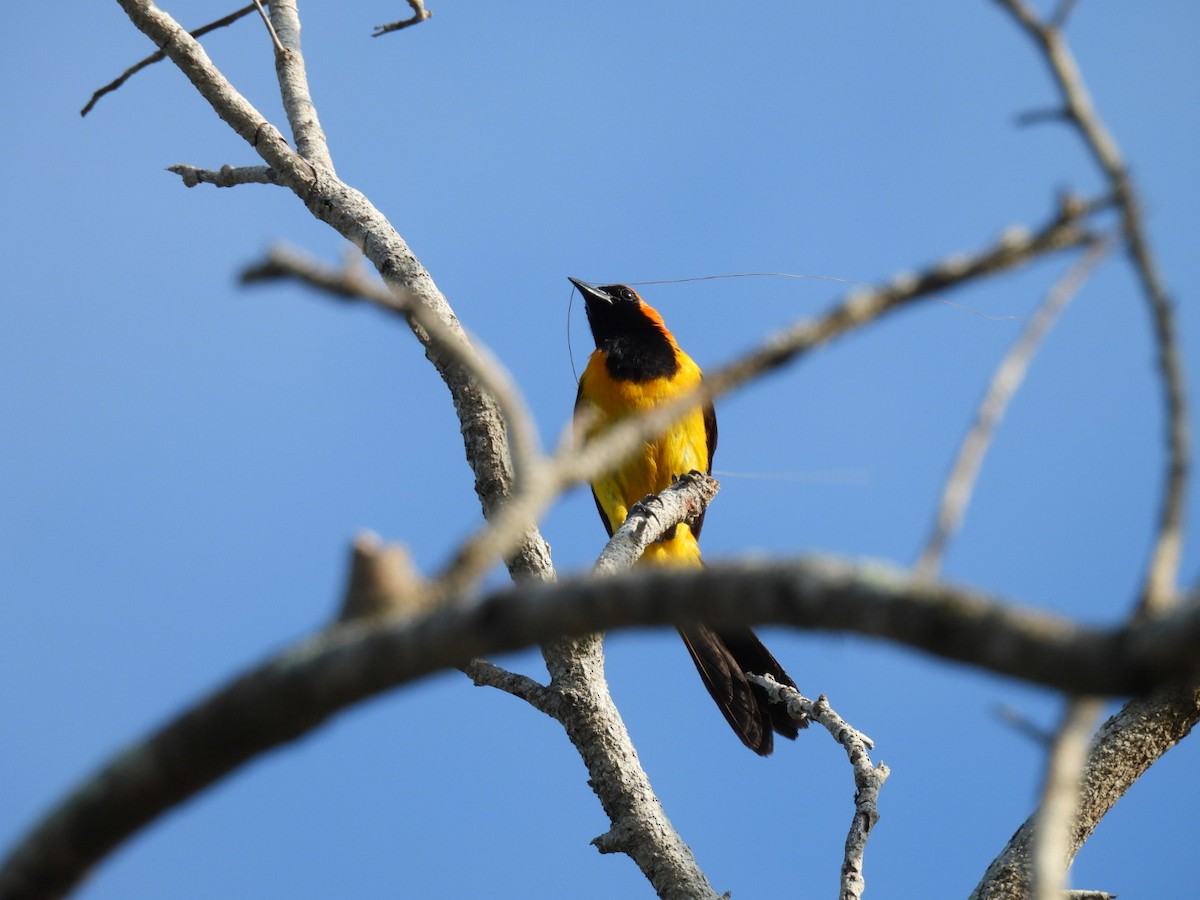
[575, 375, 616, 537]
[689, 400, 718, 541]
[703, 400, 718, 472]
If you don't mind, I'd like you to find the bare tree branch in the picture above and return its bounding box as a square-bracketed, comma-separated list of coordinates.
[248, 0, 283, 54]
[1031, 698, 1103, 900]
[547, 474, 723, 899]
[557, 628, 720, 900]
[266, 0, 333, 169]
[916, 238, 1113, 578]
[166, 163, 277, 187]
[373, 0, 432, 37]
[591, 472, 720, 576]
[4, 555, 1199, 898]
[997, 0, 1191, 616]
[80, 4, 257, 116]
[459, 659, 557, 714]
[751, 676, 887, 900]
[972, 669, 1200, 899]
[110, 6, 712, 894]
[115, 0, 554, 583]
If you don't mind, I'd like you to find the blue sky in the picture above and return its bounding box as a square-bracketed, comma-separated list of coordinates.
[2, 2, 1198, 897]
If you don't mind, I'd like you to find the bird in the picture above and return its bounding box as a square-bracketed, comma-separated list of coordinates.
[569, 277, 803, 755]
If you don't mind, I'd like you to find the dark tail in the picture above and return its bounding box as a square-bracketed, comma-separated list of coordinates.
[677, 625, 805, 756]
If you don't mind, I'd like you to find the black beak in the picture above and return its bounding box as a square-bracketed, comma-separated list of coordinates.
[568, 277, 612, 307]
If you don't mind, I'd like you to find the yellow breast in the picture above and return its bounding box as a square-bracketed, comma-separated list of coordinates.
[577, 350, 709, 567]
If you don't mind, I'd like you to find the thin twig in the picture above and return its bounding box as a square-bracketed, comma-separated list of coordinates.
[1050, 0, 1081, 29]
[750, 676, 887, 900]
[916, 238, 1112, 578]
[995, 704, 1055, 747]
[81, 4, 257, 116]
[997, 0, 1191, 616]
[251, 0, 285, 54]
[373, 0, 432, 37]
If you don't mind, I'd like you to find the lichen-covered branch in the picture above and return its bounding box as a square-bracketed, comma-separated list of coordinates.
[971, 669, 1200, 899]
[751, 675, 888, 900]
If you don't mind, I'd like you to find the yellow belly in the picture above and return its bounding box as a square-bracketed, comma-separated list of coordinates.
[578, 353, 708, 568]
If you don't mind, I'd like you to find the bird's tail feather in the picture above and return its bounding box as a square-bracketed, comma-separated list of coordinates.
[677, 624, 804, 756]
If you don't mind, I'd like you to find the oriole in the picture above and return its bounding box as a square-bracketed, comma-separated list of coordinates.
[570, 277, 802, 755]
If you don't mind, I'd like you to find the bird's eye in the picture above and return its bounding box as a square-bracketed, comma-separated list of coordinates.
[618, 288, 634, 302]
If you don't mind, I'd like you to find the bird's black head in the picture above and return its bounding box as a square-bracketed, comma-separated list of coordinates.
[568, 277, 679, 381]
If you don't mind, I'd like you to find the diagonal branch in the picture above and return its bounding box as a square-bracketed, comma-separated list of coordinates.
[80, 3, 257, 116]
[997, 0, 1191, 616]
[591, 472, 720, 576]
[971, 669, 1200, 899]
[266, 0, 333, 169]
[916, 238, 1113, 578]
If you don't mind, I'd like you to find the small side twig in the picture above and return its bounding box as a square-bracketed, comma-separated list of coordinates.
[750, 675, 888, 900]
[336, 531, 430, 623]
[81, 4, 257, 116]
[915, 237, 1112, 578]
[1049, 0, 1080, 29]
[373, 0, 432, 37]
[995, 703, 1055, 747]
[251, 0, 285, 54]
[166, 163, 277, 188]
[460, 659, 557, 714]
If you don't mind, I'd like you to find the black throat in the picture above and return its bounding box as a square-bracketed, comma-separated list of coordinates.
[600, 331, 679, 382]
